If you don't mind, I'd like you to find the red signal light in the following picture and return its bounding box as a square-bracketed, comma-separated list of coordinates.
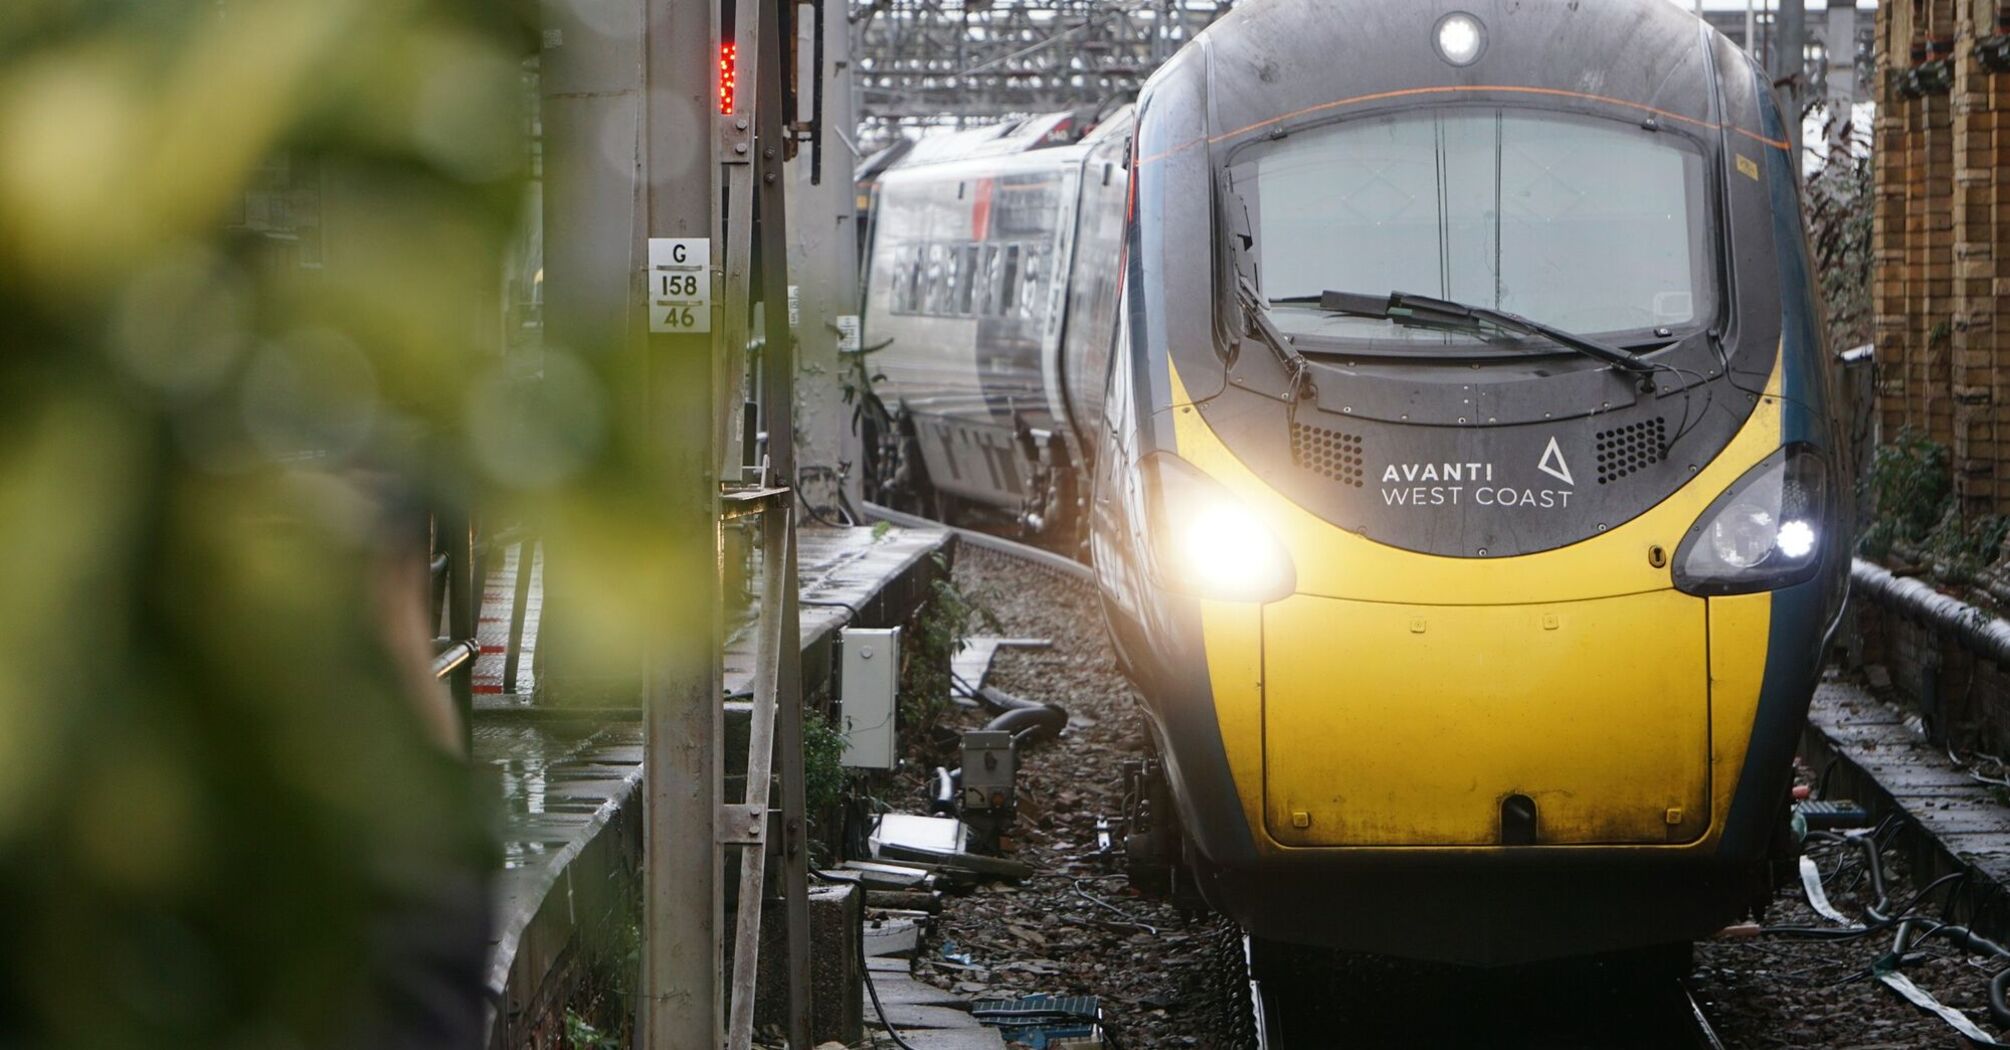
[719, 42, 737, 115]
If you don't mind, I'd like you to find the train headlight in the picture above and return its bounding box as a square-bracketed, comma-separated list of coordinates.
[1144, 453, 1297, 604]
[1434, 12, 1487, 67]
[1673, 445, 1830, 596]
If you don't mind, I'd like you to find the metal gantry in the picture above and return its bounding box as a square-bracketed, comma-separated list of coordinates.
[850, 0, 1233, 143]
[848, 2, 1880, 147]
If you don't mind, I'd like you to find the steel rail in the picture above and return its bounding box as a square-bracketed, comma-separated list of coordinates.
[1682, 982, 1727, 1050]
[1245, 961, 1723, 1048]
[861, 501, 1094, 584]
[1246, 935, 1275, 1050]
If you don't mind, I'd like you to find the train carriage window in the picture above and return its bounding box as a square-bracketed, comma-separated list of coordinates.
[978, 245, 1002, 316]
[1000, 245, 1022, 313]
[889, 244, 917, 314]
[959, 244, 982, 316]
[923, 244, 949, 315]
[1232, 107, 1713, 344]
[944, 243, 964, 315]
[1019, 246, 1046, 320]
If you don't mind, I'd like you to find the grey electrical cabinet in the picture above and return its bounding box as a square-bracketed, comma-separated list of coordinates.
[839, 626, 901, 769]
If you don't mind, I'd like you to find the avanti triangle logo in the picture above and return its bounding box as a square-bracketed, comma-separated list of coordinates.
[1538, 436, 1574, 486]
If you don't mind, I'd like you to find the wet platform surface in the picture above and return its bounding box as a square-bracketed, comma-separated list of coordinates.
[1801, 679, 2010, 938]
[479, 522, 953, 1047]
[865, 956, 1008, 1049]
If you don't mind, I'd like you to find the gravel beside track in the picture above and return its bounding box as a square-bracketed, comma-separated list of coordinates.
[1691, 793, 2010, 1048]
[889, 547, 2010, 1048]
[899, 546, 1245, 1048]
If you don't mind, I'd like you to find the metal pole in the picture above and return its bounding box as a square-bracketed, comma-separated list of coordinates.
[788, 0, 864, 518]
[752, 4, 813, 1046]
[1778, 0, 1807, 156]
[1829, 3, 1859, 108]
[641, 0, 723, 1045]
[1747, 0, 1758, 59]
[503, 537, 535, 694]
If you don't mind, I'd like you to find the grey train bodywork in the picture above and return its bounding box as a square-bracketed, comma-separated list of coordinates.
[861, 112, 1129, 531]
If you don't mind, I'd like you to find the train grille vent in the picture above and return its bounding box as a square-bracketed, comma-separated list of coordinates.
[1290, 424, 1366, 488]
[1594, 418, 1668, 484]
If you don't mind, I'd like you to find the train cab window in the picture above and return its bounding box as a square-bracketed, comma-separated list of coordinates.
[1231, 107, 1713, 347]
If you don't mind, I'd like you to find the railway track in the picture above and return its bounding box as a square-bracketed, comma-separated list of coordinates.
[1239, 935, 1728, 1049]
[1242, 973, 1729, 1049]
[1682, 982, 1728, 1050]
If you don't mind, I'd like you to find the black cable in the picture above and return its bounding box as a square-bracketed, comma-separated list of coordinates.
[800, 598, 864, 623]
[1766, 870, 1967, 940]
[1710, 327, 1828, 424]
[798, 467, 861, 529]
[799, 491, 856, 529]
[1887, 917, 2010, 1028]
[838, 486, 865, 530]
[1869, 871, 1966, 927]
[857, 902, 919, 1050]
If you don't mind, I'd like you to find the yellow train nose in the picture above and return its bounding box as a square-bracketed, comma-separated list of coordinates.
[1260, 592, 1711, 847]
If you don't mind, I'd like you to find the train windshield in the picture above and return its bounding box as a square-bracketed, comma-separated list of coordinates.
[1227, 107, 1714, 348]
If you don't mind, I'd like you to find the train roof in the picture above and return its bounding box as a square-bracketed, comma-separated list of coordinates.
[879, 102, 1134, 176]
[854, 139, 915, 185]
[1171, 0, 1758, 154]
[873, 104, 1136, 193]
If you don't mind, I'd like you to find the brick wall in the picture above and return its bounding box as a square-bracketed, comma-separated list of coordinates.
[1877, 0, 2010, 513]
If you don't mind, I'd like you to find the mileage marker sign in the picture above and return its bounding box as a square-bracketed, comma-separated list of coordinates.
[647, 237, 711, 334]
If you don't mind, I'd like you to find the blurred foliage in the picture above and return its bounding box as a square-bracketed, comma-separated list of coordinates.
[0, 0, 715, 1046]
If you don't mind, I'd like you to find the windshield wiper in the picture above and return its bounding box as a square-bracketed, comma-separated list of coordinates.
[1235, 273, 1314, 399]
[1298, 290, 1659, 379]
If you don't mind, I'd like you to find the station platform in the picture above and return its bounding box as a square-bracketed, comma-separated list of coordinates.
[477, 521, 953, 1048]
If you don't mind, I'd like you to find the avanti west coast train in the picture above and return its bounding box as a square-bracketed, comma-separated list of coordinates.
[862, 0, 1849, 966]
